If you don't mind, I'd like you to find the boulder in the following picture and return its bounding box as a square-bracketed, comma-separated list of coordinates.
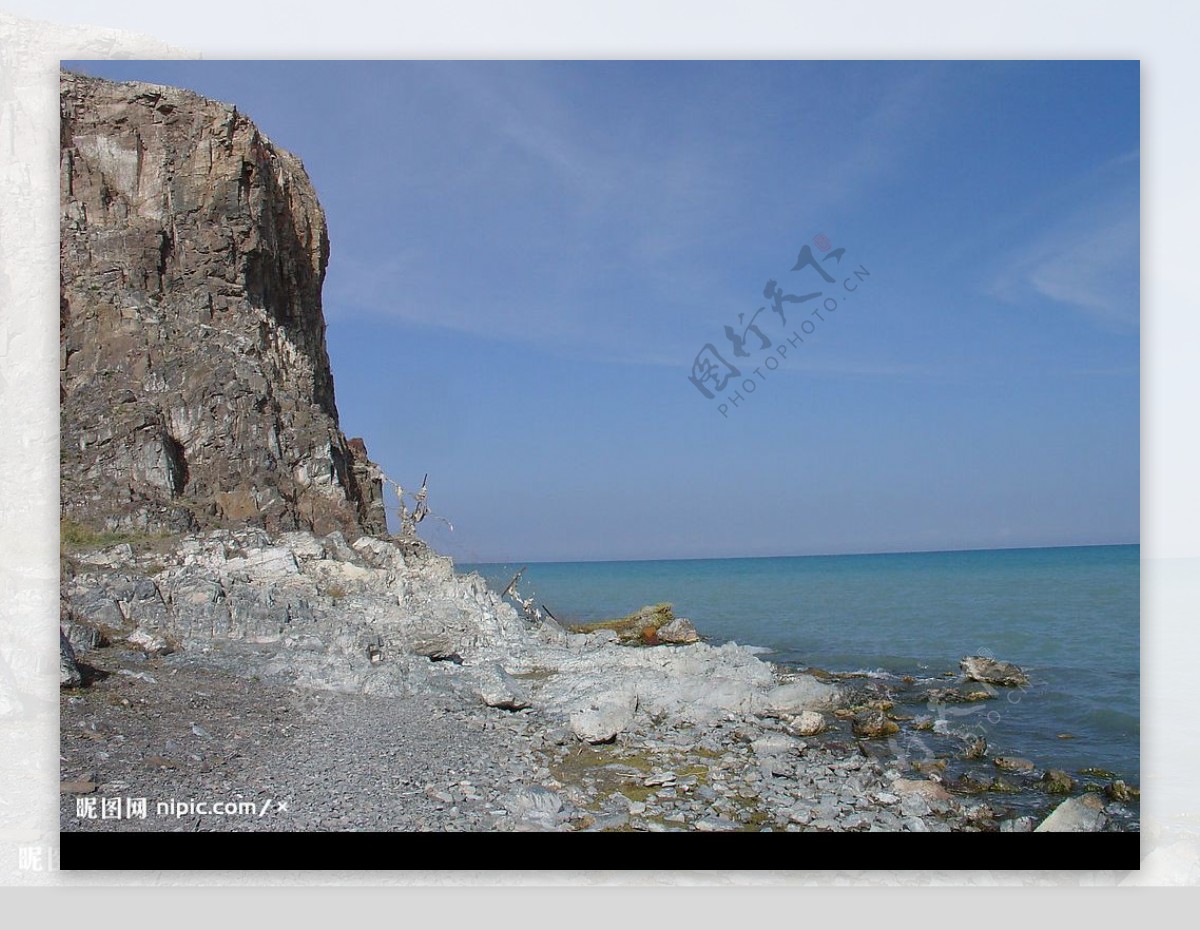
[763, 676, 840, 714]
[657, 617, 700, 644]
[695, 817, 740, 832]
[475, 663, 532, 711]
[1105, 779, 1139, 802]
[852, 710, 900, 739]
[569, 687, 638, 743]
[60, 632, 83, 688]
[1042, 769, 1076, 794]
[126, 628, 174, 656]
[893, 778, 952, 802]
[504, 786, 563, 825]
[1034, 793, 1108, 832]
[276, 532, 327, 561]
[786, 710, 826, 736]
[992, 756, 1035, 773]
[80, 544, 135, 568]
[61, 619, 105, 655]
[407, 634, 462, 662]
[224, 547, 299, 581]
[751, 733, 805, 756]
[960, 655, 1029, 687]
[352, 537, 406, 572]
[912, 759, 948, 776]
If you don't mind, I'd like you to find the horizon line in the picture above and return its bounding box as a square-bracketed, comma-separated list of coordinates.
[456, 539, 1141, 568]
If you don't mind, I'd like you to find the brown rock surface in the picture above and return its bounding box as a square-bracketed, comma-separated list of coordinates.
[60, 72, 386, 538]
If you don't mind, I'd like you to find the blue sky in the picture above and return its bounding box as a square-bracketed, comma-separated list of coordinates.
[64, 60, 1140, 562]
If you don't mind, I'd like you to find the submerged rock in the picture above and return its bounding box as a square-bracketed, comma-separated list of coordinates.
[1105, 779, 1139, 802]
[852, 710, 900, 739]
[960, 655, 1029, 687]
[1042, 769, 1076, 794]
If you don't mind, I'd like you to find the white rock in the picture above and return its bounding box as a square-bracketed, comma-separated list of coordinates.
[79, 543, 134, 567]
[751, 733, 804, 756]
[762, 677, 840, 713]
[475, 663, 532, 710]
[352, 536, 406, 571]
[276, 531, 326, 560]
[787, 710, 826, 736]
[126, 628, 173, 656]
[569, 687, 637, 743]
[1035, 794, 1108, 832]
[695, 817, 738, 832]
[224, 546, 298, 580]
[505, 786, 563, 823]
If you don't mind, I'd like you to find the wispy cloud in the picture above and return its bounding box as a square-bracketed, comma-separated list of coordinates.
[325, 63, 953, 368]
[1024, 213, 1139, 325]
[987, 153, 1139, 329]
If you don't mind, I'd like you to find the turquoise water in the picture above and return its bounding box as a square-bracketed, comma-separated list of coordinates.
[465, 545, 1140, 783]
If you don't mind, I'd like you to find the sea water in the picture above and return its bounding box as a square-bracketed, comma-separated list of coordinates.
[466, 545, 1139, 783]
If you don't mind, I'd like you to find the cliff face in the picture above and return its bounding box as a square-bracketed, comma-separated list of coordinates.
[59, 72, 386, 538]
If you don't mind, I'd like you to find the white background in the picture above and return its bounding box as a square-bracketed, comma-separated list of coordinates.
[1, 0, 1196, 907]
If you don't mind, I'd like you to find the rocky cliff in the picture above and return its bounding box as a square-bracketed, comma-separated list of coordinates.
[59, 72, 386, 538]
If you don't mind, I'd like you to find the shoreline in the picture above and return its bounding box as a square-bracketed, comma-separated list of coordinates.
[60, 528, 1138, 834]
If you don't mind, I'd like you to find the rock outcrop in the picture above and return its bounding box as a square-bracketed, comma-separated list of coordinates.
[60, 72, 386, 538]
[960, 655, 1029, 688]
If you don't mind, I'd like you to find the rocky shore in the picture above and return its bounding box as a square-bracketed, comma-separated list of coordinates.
[55, 72, 1138, 836]
[60, 528, 1139, 833]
